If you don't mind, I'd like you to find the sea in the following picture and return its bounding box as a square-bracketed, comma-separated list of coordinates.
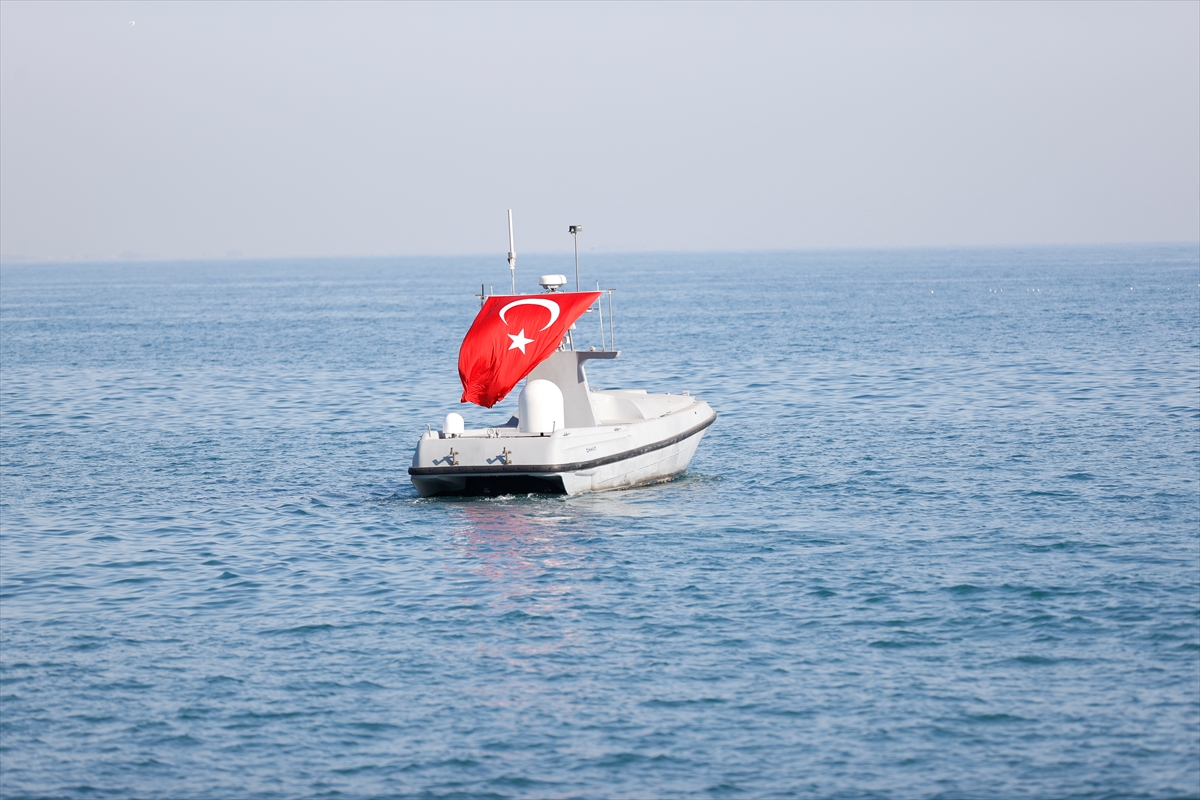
[1, 245, 1197, 799]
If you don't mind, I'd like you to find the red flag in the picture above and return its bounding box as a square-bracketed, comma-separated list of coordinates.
[458, 291, 601, 407]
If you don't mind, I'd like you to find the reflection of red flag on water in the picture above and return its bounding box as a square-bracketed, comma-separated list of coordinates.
[459, 291, 601, 407]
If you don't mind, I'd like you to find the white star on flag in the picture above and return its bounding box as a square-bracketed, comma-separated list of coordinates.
[507, 329, 534, 354]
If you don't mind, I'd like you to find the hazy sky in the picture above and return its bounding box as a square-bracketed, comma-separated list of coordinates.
[1, 1, 1197, 260]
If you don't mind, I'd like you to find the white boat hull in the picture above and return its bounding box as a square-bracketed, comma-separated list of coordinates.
[410, 349, 715, 497]
[409, 400, 715, 497]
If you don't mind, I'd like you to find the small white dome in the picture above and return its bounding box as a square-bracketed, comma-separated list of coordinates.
[518, 380, 564, 434]
[442, 412, 464, 436]
[538, 274, 568, 291]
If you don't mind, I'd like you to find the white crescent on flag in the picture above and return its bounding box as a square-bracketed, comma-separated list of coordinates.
[498, 298, 560, 330]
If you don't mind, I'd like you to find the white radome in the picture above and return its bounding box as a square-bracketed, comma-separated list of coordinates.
[518, 379, 564, 434]
[441, 412, 464, 436]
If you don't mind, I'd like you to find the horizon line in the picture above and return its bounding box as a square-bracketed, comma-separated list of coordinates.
[2, 240, 1198, 266]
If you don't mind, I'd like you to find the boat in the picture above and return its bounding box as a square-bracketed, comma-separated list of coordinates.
[408, 212, 716, 497]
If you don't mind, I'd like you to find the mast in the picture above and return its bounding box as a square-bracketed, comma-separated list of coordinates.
[569, 224, 582, 291]
[507, 209, 516, 295]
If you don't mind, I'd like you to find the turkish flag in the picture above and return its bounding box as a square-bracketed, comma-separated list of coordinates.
[458, 291, 601, 407]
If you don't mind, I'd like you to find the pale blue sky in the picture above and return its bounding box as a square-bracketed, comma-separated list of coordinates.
[1, 1, 1197, 261]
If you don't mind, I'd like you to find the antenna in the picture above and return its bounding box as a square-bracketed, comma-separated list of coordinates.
[569, 225, 582, 291]
[507, 209, 516, 295]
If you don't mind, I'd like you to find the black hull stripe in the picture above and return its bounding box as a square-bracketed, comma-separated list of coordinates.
[409, 413, 716, 477]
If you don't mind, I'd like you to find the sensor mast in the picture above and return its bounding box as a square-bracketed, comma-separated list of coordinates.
[568, 224, 582, 291]
[507, 209, 517, 295]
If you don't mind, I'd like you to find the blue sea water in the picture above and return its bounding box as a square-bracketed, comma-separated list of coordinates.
[1, 245, 1198, 799]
